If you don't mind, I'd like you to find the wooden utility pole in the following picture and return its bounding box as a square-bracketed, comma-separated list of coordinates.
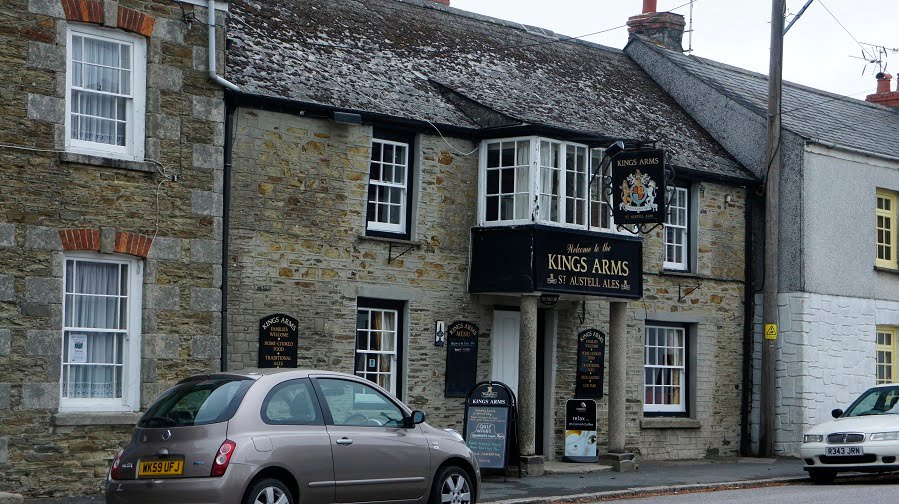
[760, 0, 785, 458]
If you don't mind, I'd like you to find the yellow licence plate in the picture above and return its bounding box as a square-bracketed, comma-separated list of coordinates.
[138, 459, 184, 477]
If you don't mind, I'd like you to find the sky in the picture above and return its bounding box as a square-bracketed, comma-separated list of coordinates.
[449, 0, 897, 100]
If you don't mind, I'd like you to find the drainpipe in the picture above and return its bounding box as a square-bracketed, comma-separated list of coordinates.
[221, 102, 235, 372]
[208, 0, 239, 91]
[740, 192, 755, 455]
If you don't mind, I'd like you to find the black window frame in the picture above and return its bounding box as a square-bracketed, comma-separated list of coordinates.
[260, 378, 325, 426]
[365, 127, 416, 241]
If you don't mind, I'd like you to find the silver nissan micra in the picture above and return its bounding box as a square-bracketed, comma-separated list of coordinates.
[105, 370, 479, 504]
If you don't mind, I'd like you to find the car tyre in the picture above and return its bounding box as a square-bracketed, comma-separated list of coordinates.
[431, 465, 474, 504]
[246, 478, 293, 504]
[808, 469, 836, 485]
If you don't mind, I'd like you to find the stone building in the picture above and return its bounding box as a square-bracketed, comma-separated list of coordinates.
[223, 0, 757, 470]
[0, 0, 229, 496]
[625, 8, 899, 455]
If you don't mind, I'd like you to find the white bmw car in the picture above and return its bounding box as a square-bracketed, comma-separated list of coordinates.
[800, 384, 899, 484]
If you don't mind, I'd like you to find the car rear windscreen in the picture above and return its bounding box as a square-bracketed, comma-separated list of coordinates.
[139, 377, 253, 428]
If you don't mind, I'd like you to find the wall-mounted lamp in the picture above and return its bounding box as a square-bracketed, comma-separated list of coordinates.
[725, 193, 733, 205]
[604, 140, 625, 158]
[539, 294, 560, 306]
[434, 320, 446, 347]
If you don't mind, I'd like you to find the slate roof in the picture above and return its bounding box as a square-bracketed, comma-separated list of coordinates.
[226, 0, 754, 181]
[634, 41, 899, 160]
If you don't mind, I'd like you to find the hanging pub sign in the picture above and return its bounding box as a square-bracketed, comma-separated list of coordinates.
[258, 314, 299, 368]
[464, 382, 516, 470]
[575, 328, 606, 399]
[611, 149, 667, 225]
[445, 321, 479, 398]
[563, 399, 598, 463]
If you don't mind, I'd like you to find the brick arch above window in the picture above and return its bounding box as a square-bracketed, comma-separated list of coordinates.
[60, 0, 156, 37]
[58, 228, 153, 258]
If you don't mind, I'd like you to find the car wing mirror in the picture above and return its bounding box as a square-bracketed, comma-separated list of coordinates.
[411, 410, 426, 425]
[831, 408, 844, 419]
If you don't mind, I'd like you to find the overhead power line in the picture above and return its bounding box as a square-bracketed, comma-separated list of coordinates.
[431, 0, 700, 56]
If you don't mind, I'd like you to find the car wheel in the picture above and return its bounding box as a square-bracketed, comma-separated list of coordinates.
[246, 478, 293, 504]
[432, 466, 474, 504]
[808, 469, 836, 485]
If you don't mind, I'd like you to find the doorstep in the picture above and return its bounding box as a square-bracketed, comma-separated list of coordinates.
[543, 461, 612, 475]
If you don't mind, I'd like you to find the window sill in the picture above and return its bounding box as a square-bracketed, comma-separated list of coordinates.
[60, 152, 156, 174]
[356, 235, 425, 248]
[658, 269, 698, 278]
[53, 411, 142, 426]
[874, 266, 899, 276]
[640, 417, 701, 429]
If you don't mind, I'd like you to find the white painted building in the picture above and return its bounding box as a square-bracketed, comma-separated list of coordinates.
[624, 9, 899, 455]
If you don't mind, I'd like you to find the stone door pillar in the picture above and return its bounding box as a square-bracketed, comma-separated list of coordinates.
[601, 301, 636, 471]
[517, 295, 543, 475]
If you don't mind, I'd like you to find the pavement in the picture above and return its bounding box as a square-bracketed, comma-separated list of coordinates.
[18, 457, 811, 504]
[479, 457, 810, 503]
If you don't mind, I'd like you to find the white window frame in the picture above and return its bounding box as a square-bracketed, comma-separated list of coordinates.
[60, 252, 142, 412]
[876, 189, 897, 269]
[354, 306, 399, 396]
[643, 324, 687, 414]
[65, 24, 146, 162]
[588, 148, 629, 235]
[479, 137, 536, 226]
[366, 138, 410, 235]
[478, 136, 596, 229]
[664, 186, 690, 271]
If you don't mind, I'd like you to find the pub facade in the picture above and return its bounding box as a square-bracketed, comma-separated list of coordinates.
[223, 0, 757, 466]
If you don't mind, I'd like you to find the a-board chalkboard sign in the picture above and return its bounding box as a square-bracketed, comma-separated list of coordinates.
[445, 321, 479, 398]
[575, 328, 606, 399]
[464, 382, 515, 471]
[563, 399, 598, 463]
[258, 314, 299, 368]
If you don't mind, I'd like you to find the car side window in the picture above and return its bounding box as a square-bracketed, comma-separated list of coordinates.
[317, 378, 405, 428]
[261, 379, 323, 425]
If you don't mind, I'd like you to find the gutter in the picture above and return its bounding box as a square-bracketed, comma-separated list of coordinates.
[807, 139, 899, 164]
[208, 0, 239, 91]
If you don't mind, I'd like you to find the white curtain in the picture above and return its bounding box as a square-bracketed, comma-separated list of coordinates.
[64, 261, 126, 399]
[71, 35, 130, 146]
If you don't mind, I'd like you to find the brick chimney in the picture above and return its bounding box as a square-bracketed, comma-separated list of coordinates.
[432, 0, 450, 5]
[866, 72, 899, 108]
[627, 0, 686, 52]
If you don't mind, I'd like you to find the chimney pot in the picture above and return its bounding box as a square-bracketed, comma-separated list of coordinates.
[866, 72, 899, 108]
[875, 72, 892, 94]
[643, 0, 657, 13]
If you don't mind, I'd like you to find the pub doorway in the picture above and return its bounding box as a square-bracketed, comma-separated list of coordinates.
[490, 308, 548, 456]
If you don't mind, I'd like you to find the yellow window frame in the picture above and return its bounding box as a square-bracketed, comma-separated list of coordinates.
[876, 189, 897, 269]
[876, 326, 898, 385]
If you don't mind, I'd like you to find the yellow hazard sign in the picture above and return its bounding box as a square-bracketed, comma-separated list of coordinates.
[764, 324, 778, 340]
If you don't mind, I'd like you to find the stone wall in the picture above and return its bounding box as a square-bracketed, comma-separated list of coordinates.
[751, 292, 899, 455]
[228, 108, 749, 461]
[0, 0, 226, 496]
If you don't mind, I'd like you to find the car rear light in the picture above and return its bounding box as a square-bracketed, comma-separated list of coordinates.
[110, 449, 124, 480]
[210, 440, 236, 477]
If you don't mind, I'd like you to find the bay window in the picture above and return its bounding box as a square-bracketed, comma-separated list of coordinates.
[480, 137, 605, 230]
